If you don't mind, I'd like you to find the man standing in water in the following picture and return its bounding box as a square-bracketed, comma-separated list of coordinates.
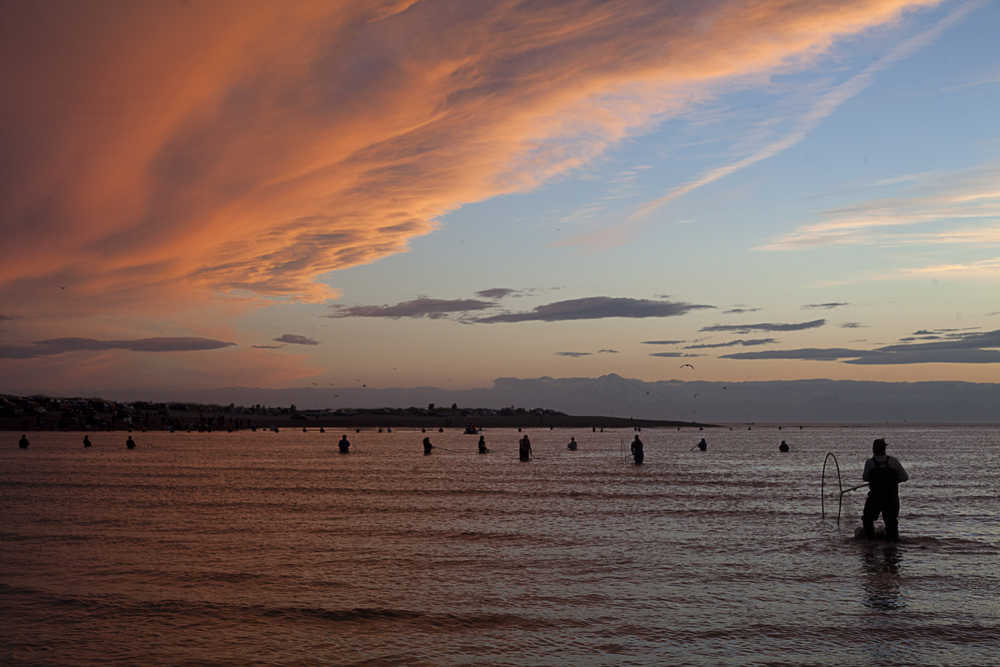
[630, 434, 644, 465]
[338, 435, 350, 454]
[478, 435, 489, 454]
[862, 438, 909, 541]
[519, 434, 532, 461]
[423, 437, 434, 456]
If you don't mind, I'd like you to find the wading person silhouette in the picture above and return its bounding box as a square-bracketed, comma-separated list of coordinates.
[83, 435, 92, 448]
[779, 440, 789, 452]
[478, 435, 489, 454]
[862, 438, 909, 541]
[630, 435, 644, 465]
[338, 435, 350, 454]
[126, 435, 136, 450]
[423, 437, 434, 456]
[697, 438, 707, 452]
[18, 434, 29, 449]
[567, 437, 577, 451]
[519, 435, 532, 462]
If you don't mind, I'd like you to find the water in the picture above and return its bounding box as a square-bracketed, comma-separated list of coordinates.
[2, 427, 998, 665]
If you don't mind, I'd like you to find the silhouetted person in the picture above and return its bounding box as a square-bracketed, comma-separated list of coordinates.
[83, 435, 92, 448]
[423, 437, 434, 456]
[519, 435, 532, 462]
[631, 435, 644, 465]
[567, 437, 578, 451]
[862, 438, 908, 541]
[18, 434, 29, 449]
[697, 438, 707, 452]
[126, 435, 136, 450]
[779, 440, 789, 453]
[478, 435, 489, 454]
[338, 435, 350, 454]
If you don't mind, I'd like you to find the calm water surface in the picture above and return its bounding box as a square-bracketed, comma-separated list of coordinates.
[2, 427, 998, 665]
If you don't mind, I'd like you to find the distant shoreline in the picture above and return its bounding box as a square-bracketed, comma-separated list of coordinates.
[0, 394, 713, 431]
[3, 413, 714, 431]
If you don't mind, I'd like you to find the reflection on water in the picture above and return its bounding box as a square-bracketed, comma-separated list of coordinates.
[861, 542, 904, 610]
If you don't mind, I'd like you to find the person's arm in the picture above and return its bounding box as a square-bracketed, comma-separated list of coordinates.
[862, 459, 872, 481]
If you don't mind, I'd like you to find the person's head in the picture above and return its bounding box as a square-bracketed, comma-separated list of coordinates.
[872, 438, 887, 455]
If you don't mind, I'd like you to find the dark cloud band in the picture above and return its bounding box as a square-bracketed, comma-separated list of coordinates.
[474, 297, 713, 323]
[702, 319, 825, 333]
[329, 298, 496, 319]
[274, 334, 319, 346]
[1, 337, 236, 359]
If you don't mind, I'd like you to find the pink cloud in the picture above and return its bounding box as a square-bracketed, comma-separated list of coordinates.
[1, 0, 941, 320]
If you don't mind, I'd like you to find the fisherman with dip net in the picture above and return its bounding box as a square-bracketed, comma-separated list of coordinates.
[862, 438, 909, 540]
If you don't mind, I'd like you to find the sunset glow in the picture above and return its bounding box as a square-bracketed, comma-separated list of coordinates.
[2, 0, 999, 402]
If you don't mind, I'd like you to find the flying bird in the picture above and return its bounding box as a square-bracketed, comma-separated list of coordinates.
[680, 363, 695, 369]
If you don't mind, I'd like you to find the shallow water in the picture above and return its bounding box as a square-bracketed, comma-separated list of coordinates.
[2, 427, 998, 665]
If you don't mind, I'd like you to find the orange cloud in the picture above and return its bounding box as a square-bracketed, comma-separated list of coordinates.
[1, 0, 942, 319]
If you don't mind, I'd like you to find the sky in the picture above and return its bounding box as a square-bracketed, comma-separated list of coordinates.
[2, 0, 1000, 408]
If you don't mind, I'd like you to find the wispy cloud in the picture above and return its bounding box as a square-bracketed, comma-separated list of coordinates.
[761, 165, 1000, 251]
[650, 352, 685, 358]
[899, 257, 1000, 278]
[802, 302, 849, 310]
[723, 329, 1000, 364]
[701, 319, 825, 333]
[473, 297, 712, 323]
[622, 1, 975, 226]
[723, 307, 761, 315]
[475, 288, 521, 299]
[329, 297, 496, 319]
[0, 337, 236, 359]
[684, 338, 777, 349]
[274, 334, 319, 346]
[842, 322, 867, 328]
[641, 339, 685, 345]
[597, 348, 620, 354]
[556, 351, 591, 357]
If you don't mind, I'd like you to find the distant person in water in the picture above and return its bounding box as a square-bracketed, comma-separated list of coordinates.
[697, 438, 707, 452]
[631, 435, 644, 465]
[567, 437, 578, 451]
[423, 437, 434, 456]
[83, 435, 92, 448]
[779, 440, 789, 453]
[338, 435, 350, 454]
[18, 434, 29, 449]
[126, 435, 136, 450]
[478, 435, 489, 454]
[862, 438, 909, 541]
[519, 435, 532, 461]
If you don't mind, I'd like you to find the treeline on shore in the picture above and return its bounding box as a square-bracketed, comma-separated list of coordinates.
[0, 393, 710, 431]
